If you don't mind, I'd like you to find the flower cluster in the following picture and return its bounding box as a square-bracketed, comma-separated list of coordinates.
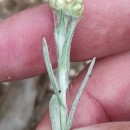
[49, 0, 84, 18]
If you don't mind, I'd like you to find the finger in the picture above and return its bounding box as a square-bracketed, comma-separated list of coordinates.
[1, 0, 130, 82]
[68, 50, 130, 128]
[36, 50, 130, 130]
[73, 121, 130, 130]
[36, 112, 51, 130]
[71, 0, 130, 60]
[0, 4, 54, 82]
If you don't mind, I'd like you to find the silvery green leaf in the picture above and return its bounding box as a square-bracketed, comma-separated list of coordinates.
[57, 19, 78, 90]
[55, 11, 67, 58]
[42, 38, 60, 97]
[65, 57, 96, 130]
[49, 95, 61, 130]
[59, 19, 77, 70]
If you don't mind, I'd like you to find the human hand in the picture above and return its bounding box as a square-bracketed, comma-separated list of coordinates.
[0, 0, 130, 130]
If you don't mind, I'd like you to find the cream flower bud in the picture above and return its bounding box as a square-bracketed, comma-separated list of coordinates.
[49, 0, 66, 10]
[49, 0, 84, 18]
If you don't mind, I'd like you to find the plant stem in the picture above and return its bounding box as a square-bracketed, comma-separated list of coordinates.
[42, 1, 96, 130]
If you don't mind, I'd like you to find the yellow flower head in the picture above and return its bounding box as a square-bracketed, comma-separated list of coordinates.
[49, 0, 84, 18]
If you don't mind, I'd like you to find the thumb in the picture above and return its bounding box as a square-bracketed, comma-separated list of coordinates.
[73, 121, 130, 130]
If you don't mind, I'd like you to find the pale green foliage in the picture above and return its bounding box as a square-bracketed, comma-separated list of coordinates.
[49, 95, 61, 130]
[42, 0, 96, 130]
[65, 57, 96, 130]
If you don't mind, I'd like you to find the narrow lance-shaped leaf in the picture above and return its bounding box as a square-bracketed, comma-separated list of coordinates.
[59, 19, 77, 70]
[65, 57, 96, 130]
[42, 38, 60, 99]
[49, 94, 61, 130]
[55, 11, 67, 58]
[58, 19, 78, 90]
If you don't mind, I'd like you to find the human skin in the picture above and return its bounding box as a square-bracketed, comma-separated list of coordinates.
[0, 0, 130, 130]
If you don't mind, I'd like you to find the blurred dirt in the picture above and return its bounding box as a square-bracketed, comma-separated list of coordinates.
[0, 1, 86, 130]
[0, 0, 48, 19]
